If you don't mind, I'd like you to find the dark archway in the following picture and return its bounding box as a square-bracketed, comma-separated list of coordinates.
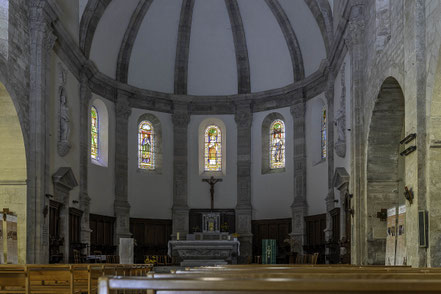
[366, 77, 405, 265]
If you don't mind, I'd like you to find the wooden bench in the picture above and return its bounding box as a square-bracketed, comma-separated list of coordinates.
[99, 264, 441, 293]
[98, 275, 441, 293]
[0, 264, 153, 294]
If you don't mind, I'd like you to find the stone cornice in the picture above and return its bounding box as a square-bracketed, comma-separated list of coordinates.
[49, 1, 330, 115]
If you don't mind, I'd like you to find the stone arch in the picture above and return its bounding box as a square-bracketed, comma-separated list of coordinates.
[261, 112, 286, 174]
[366, 76, 405, 265]
[137, 113, 163, 174]
[0, 81, 27, 264]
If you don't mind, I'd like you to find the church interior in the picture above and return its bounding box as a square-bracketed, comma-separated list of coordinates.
[2, 0, 441, 292]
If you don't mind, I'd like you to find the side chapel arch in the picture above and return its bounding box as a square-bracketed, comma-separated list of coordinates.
[0, 82, 27, 264]
[366, 77, 405, 265]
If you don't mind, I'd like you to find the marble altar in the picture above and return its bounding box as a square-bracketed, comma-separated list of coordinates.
[168, 240, 240, 266]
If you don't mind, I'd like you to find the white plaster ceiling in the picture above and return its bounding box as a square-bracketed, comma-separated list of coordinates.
[88, 0, 326, 95]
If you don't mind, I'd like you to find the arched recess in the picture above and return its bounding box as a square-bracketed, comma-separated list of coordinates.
[90, 98, 109, 167]
[137, 113, 162, 174]
[366, 77, 405, 265]
[261, 112, 286, 174]
[0, 82, 27, 264]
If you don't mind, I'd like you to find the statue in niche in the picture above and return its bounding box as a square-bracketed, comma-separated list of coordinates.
[335, 62, 346, 158]
[57, 64, 71, 157]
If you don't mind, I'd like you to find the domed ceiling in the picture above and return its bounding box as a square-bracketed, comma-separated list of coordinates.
[82, 0, 328, 96]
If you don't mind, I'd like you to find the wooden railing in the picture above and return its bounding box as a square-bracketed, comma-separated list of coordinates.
[98, 264, 441, 294]
[0, 264, 153, 294]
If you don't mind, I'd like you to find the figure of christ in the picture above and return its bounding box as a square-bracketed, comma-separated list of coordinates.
[202, 176, 223, 210]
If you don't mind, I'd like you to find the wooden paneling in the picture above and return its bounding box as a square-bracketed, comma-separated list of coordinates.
[252, 218, 292, 264]
[49, 200, 63, 263]
[69, 208, 84, 263]
[89, 214, 115, 255]
[130, 218, 172, 263]
[304, 213, 326, 263]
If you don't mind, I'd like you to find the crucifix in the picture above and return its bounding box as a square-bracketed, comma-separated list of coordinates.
[202, 176, 223, 210]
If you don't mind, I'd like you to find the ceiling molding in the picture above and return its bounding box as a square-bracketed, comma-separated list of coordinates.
[304, 0, 333, 56]
[225, 0, 251, 94]
[265, 0, 305, 82]
[79, 0, 112, 58]
[116, 0, 153, 83]
[174, 0, 195, 95]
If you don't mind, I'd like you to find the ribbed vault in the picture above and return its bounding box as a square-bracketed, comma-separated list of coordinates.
[82, 0, 328, 96]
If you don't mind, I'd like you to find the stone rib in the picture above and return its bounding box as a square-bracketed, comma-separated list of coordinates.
[225, 0, 251, 94]
[116, 0, 153, 83]
[265, 0, 305, 81]
[304, 0, 332, 56]
[79, 0, 112, 58]
[174, 0, 195, 95]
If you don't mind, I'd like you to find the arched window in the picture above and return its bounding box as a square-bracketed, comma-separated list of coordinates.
[90, 106, 99, 160]
[270, 119, 285, 169]
[204, 125, 222, 172]
[138, 120, 155, 170]
[321, 106, 327, 159]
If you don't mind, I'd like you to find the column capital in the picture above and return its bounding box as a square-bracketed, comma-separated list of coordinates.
[172, 101, 190, 126]
[290, 101, 305, 119]
[116, 95, 132, 119]
[234, 101, 252, 128]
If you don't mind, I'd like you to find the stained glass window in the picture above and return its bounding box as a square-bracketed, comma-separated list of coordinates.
[270, 120, 285, 169]
[204, 125, 222, 171]
[91, 106, 99, 160]
[138, 121, 155, 169]
[321, 106, 327, 159]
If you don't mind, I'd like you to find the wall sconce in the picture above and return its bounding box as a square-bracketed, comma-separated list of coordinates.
[404, 186, 413, 205]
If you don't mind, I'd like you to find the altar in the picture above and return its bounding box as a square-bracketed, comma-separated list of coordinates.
[168, 239, 240, 266]
[169, 211, 239, 266]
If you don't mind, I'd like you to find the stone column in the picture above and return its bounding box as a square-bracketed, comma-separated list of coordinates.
[290, 100, 308, 254]
[172, 102, 190, 239]
[234, 101, 253, 264]
[79, 73, 92, 254]
[114, 92, 132, 243]
[27, 0, 57, 264]
[324, 77, 335, 262]
[344, 3, 365, 265]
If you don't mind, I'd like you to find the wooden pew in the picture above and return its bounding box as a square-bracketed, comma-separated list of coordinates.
[98, 275, 441, 293]
[0, 264, 153, 294]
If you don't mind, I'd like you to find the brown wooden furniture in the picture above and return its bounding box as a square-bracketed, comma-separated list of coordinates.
[130, 218, 172, 263]
[0, 264, 153, 294]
